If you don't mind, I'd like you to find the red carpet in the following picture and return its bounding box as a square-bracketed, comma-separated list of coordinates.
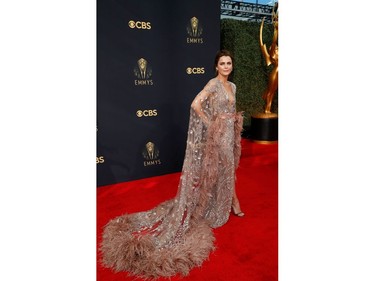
[97, 138, 278, 281]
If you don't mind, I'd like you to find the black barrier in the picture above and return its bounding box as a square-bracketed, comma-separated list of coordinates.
[97, 0, 221, 187]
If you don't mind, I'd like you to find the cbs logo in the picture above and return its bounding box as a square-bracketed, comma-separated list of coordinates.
[136, 109, 158, 117]
[96, 156, 105, 164]
[128, 20, 152, 30]
[186, 67, 205, 74]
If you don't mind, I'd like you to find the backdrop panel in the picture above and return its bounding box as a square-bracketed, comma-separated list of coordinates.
[97, 0, 221, 187]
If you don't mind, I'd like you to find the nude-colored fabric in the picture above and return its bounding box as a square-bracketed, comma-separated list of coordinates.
[100, 78, 243, 279]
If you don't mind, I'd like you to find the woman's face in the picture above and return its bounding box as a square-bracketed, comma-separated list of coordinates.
[216, 56, 233, 77]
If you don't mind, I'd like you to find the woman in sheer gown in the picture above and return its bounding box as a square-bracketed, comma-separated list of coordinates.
[100, 49, 245, 279]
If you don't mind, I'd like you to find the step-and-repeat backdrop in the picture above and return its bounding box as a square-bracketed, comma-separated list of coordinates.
[97, 0, 221, 187]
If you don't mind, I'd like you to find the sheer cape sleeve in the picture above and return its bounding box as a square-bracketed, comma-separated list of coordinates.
[191, 79, 217, 126]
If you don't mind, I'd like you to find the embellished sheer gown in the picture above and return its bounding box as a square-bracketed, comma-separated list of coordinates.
[100, 77, 243, 278]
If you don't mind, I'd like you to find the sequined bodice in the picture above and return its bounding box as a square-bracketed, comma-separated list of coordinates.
[208, 78, 236, 116]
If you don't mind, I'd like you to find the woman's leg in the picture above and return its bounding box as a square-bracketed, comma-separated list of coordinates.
[232, 187, 244, 217]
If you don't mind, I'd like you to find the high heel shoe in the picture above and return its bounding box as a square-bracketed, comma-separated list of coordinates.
[231, 201, 245, 217]
[232, 207, 245, 217]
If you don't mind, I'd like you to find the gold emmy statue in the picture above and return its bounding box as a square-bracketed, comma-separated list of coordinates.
[259, 2, 278, 116]
[250, 2, 278, 142]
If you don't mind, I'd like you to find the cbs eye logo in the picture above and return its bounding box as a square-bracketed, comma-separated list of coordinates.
[128, 20, 152, 30]
[136, 109, 158, 117]
[186, 67, 205, 74]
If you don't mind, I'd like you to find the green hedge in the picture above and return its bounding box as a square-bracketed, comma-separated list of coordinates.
[220, 19, 278, 126]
